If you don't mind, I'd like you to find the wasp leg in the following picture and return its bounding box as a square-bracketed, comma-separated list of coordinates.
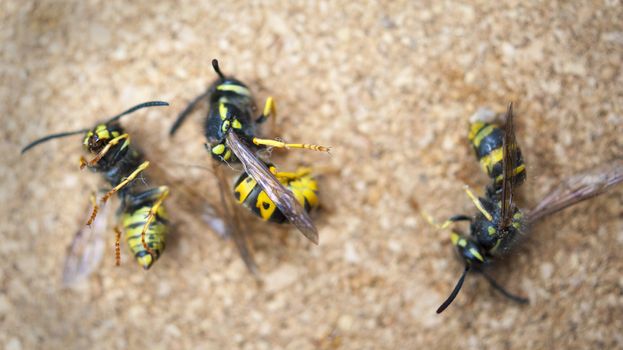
[463, 185, 493, 221]
[252, 138, 330, 153]
[88, 191, 98, 208]
[255, 96, 276, 124]
[135, 186, 170, 257]
[86, 161, 150, 226]
[253, 97, 328, 152]
[170, 90, 211, 136]
[80, 133, 130, 169]
[273, 167, 312, 180]
[479, 269, 529, 304]
[422, 212, 471, 230]
[114, 227, 122, 266]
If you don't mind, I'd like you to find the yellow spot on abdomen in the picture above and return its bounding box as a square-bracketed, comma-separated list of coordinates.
[256, 191, 277, 220]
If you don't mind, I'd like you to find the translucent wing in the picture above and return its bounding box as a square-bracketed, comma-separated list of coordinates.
[212, 161, 259, 275]
[62, 198, 111, 286]
[226, 131, 319, 244]
[499, 103, 517, 231]
[148, 159, 259, 274]
[526, 159, 623, 224]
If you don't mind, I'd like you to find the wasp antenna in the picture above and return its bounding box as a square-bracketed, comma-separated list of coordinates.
[105, 101, 169, 124]
[23, 101, 169, 154]
[164, 161, 214, 174]
[169, 91, 211, 136]
[212, 59, 226, 80]
[21, 128, 90, 154]
[479, 269, 529, 304]
[437, 266, 470, 314]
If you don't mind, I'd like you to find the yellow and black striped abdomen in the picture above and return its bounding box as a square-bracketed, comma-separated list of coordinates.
[121, 199, 168, 269]
[468, 121, 526, 186]
[233, 170, 319, 223]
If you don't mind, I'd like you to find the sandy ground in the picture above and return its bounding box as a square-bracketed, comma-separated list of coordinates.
[2, 1, 623, 349]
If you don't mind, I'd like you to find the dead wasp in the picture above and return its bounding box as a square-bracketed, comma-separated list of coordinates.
[170, 59, 329, 273]
[21, 101, 170, 282]
[430, 103, 623, 313]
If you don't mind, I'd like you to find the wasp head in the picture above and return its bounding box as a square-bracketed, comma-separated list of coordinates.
[83, 124, 120, 153]
[451, 232, 486, 267]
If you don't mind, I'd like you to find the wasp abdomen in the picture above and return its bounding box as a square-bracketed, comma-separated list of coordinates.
[122, 198, 168, 269]
[469, 121, 526, 187]
[233, 170, 319, 224]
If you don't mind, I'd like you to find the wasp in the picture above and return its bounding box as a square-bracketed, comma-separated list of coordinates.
[169, 59, 329, 273]
[433, 103, 623, 313]
[21, 101, 170, 278]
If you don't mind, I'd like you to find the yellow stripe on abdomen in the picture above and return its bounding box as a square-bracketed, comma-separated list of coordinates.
[122, 206, 167, 269]
[494, 163, 526, 183]
[234, 176, 258, 204]
[471, 124, 495, 148]
[479, 147, 503, 175]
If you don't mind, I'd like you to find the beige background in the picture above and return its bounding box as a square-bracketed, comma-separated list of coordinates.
[2, 1, 623, 349]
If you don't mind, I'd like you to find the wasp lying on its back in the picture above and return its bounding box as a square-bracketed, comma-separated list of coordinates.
[22, 102, 170, 276]
[433, 103, 623, 313]
[170, 59, 329, 273]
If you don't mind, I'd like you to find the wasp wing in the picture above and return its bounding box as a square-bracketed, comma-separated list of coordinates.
[62, 198, 112, 286]
[148, 158, 260, 275]
[499, 103, 518, 231]
[226, 131, 319, 244]
[526, 159, 623, 224]
[212, 161, 260, 275]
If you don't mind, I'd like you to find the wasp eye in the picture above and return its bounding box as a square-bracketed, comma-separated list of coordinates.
[87, 134, 106, 153]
